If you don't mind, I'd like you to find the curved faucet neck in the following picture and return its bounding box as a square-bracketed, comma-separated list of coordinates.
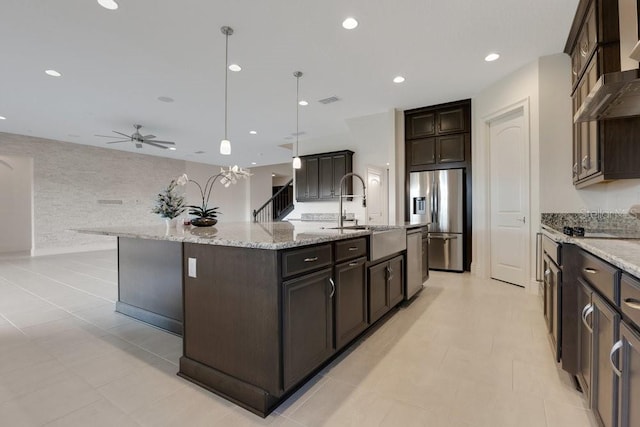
[338, 173, 367, 228]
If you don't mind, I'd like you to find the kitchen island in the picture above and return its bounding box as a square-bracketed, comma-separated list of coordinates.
[77, 220, 427, 416]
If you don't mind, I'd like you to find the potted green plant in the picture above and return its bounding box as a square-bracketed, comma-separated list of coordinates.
[152, 178, 186, 227]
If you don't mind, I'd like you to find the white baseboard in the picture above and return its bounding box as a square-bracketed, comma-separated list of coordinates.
[528, 278, 543, 295]
[31, 242, 117, 257]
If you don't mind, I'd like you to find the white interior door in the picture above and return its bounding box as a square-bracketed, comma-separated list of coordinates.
[489, 109, 529, 287]
[0, 156, 33, 254]
[366, 166, 388, 225]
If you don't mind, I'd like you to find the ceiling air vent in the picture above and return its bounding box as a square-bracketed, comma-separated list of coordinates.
[318, 96, 340, 104]
[194, 150, 206, 154]
[278, 143, 293, 150]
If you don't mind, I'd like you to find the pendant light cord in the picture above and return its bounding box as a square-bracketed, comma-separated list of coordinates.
[224, 30, 229, 141]
[296, 74, 299, 157]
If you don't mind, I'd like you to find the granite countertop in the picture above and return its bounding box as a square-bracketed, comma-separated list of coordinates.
[75, 221, 429, 250]
[541, 225, 640, 277]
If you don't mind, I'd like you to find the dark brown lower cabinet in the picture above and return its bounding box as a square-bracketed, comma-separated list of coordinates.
[592, 293, 620, 427]
[618, 322, 640, 427]
[368, 255, 404, 324]
[283, 268, 334, 390]
[577, 278, 593, 400]
[334, 257, 368, 350]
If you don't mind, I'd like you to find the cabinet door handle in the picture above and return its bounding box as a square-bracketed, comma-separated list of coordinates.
[582, 155, 590, 170]
[329, 278, 335, 298]
[573, 163, 578, 176]
[544, 269, 551, 281]
[623, 298, 640, 310]
[304, 257, 318, 263]
[583, 268, 597, 274]
[581, 303, 594, 333]
[572, 65, 578, 76]
[580, 40, 589, 57]
[610, 340, 623, 377]
[348, 247, 359, 251]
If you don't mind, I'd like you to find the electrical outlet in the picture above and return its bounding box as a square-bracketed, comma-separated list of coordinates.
[188, 258, 197, 278]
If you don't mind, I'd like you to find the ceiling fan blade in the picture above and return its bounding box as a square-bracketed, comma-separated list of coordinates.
[106, 140, 129, 144]
[142, 134, 156, 139]
[95, 134, 124, 138]
[143, 141, 169, 149]
[112, 131, 132, 138]
[147, 140, 175, 145]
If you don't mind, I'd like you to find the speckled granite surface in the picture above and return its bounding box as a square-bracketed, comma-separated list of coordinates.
[541, 212, 640, 232]
[541, 225, 640, 278]
[75, 221, 429, 250]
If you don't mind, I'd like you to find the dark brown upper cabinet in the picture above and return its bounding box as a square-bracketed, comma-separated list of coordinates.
[405, 100, 471, 171]
[565, 0, 640, 188]
[295, 150, 353, 202]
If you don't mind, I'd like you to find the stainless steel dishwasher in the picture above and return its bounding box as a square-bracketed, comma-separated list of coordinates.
[405, 228, 423, 300]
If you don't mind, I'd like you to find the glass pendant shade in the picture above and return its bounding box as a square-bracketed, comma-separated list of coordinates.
[220, 139, 231, 155]
[292, 156, 301, 169]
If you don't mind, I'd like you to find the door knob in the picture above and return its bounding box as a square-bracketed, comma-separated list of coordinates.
[516, 216, 526, 224]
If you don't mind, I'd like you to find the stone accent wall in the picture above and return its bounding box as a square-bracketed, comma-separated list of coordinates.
[0, 132, 186, 254]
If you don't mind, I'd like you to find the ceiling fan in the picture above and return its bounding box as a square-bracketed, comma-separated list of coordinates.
[95, 124, 176, 149]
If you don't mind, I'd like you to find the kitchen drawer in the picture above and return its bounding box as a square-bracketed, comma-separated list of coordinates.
[543, 235, 561, 266]
[335, 237, 367, 263]
[577, 250, 619, 304]
[282, 244, 332, 279]
[621, 273, 640, 329]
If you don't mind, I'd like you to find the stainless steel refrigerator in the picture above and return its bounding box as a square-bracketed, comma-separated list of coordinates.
[409, 169, 464, 272]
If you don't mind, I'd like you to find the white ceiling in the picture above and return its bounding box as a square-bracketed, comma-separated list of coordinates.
[0, 0, 579, 168]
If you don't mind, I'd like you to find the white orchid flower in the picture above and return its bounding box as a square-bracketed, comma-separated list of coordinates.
[176, 173, 189, 186]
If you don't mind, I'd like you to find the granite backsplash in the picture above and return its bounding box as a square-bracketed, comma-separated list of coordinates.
[541, 212, 640, 232]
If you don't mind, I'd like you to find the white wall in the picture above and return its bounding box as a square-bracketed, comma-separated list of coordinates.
[0, 155, 32, 253]
[289, 110, 397, 224]
[472, 60, 540, 281]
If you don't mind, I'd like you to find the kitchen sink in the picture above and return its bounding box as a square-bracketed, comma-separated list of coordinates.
[370, 228, 406, 261]
[323, 225, 369, 230]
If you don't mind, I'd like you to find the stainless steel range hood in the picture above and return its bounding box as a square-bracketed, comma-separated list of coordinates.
[574, 0, 640, 122]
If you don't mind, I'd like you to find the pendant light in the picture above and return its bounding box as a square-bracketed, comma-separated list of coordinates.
[292, 71, 303, 169]
[220, 26, 233, 155]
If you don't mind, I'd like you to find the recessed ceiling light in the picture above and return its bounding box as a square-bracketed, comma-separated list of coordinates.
[484, 53, 500, 62]
[228, 64, 242, 72]
[249, 130, 257, 135]
[251, 162, 257, 165]
[157, 96, 174, 103]
[272, 173, 276, 177]
[299, 100, 308, 106]
[97, 0, 118, 10]
[168, 147, 177, 151]
[0, 116, 6, 120]
[342, 17, 358, 30]
[45, 69, 62, 77]
[393, 76, 405, 83]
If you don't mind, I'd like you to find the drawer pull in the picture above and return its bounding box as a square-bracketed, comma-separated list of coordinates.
[610, 340, 623, 377]
[348, 261, 359, 267]
[348, 247, 359, 251]
[583, 268, 598, 274]
[304, 257, 319, 263]
[623, 298, 640, 310]
[544, 269, 551, 280]
[582, 303, 594, 333]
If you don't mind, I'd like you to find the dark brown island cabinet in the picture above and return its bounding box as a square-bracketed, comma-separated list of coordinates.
[178, 235, 407, 417]
[561, 244, 640, 427]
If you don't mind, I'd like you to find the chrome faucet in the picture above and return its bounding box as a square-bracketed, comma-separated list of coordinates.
[338, 172, 367, 228]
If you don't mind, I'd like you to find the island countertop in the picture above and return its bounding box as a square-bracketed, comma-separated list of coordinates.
[75, 220, 429, 250]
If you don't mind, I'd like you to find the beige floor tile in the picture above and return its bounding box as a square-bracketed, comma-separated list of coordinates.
[97, 361, 187, 414]
[283, 378, 360, 426]
[0, 359, 69, 404]
[44, 398, 138, 427]
[3, 376, 102, 425]
[545, 400, 599, 427]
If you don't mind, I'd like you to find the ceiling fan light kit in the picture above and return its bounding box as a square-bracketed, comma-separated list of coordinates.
[292, 71, 303, 170]
[220, 26, 233, 155]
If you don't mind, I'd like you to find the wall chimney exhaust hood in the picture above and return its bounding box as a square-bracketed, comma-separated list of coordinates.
[574, 0, 640, 122]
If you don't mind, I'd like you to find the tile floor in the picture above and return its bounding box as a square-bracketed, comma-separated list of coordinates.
[0, 250, 598, 426]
